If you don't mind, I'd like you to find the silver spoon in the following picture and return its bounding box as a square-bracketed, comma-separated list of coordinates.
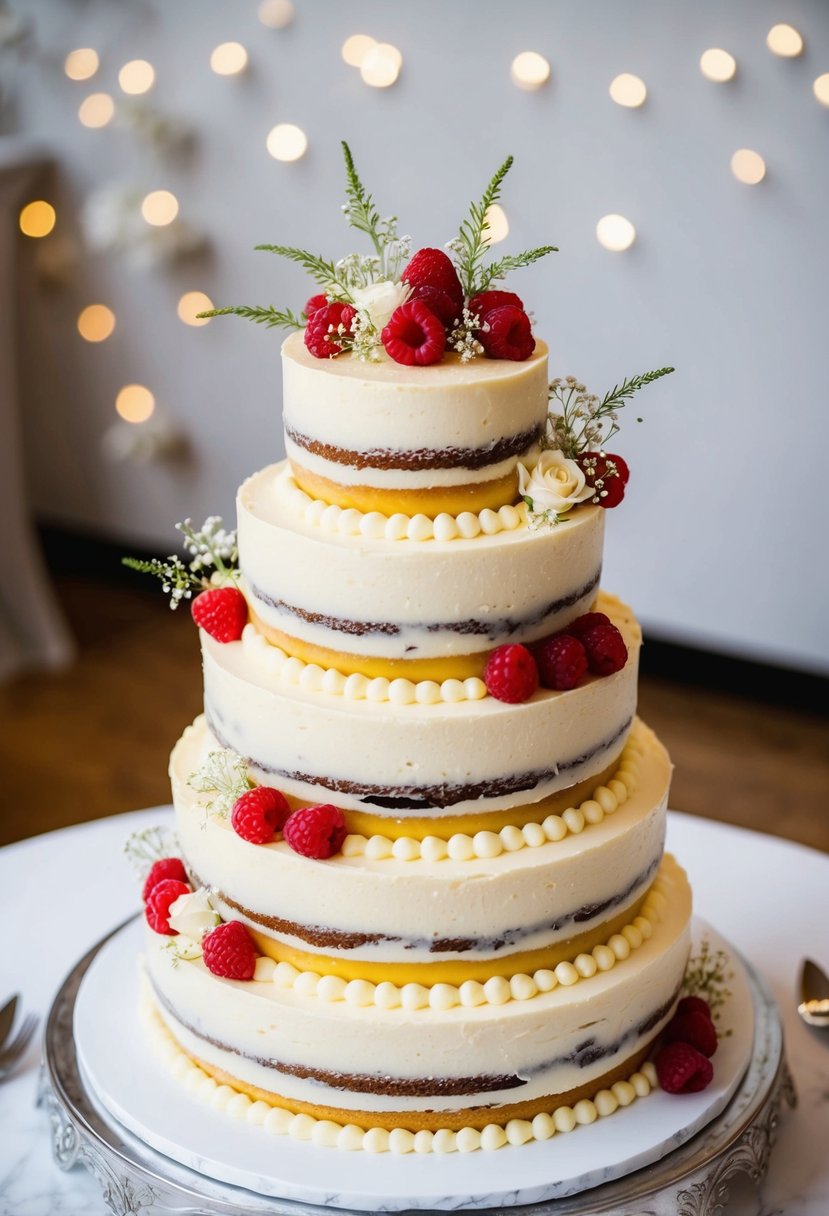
[798, 959, 829, 1028]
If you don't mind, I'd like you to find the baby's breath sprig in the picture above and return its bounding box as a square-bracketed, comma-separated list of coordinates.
[682, 938, 734, 1032]
[124, 825, 179, 880]
[522, 496, 565, 531]
[447, 307, 485, 363]
[123, 516, 238, 609]
[449, 155, 557, 299]
[546, 367, 674, 458]
[187, 749, 252, 820]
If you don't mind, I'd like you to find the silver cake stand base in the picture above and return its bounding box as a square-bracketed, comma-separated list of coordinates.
[39, 921, 796, 1216]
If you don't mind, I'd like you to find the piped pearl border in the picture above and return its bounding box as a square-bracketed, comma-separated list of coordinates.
[283, 476, 528, 542]
[241, 870, 673, 1012]
[241, 624, 488, 705]
[142, 997, 657, 1153]
[342, 735, 643, 859]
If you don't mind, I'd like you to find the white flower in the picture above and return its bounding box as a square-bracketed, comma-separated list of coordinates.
[167, 888, 220, 940]
[349, 280, 408, 333]
[517, 450, 594, 515]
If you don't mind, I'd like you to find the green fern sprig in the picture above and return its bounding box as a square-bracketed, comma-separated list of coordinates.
[197, 304, 305, 329]
[341, 140, 383, 257]
[254, 244, 346, 291]
[453, 155, 514, 298]
[598, 367, 675, 413]
[477, 245, 558, 293]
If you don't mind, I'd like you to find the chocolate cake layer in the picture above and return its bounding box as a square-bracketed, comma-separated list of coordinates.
[284, 423, 544, 473]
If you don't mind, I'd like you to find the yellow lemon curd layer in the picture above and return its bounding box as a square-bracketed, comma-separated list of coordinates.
[290, 463, 520, 517]
[250, 895, 646, 985]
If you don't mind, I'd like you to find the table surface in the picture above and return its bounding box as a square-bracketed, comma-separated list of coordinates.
[1, 808, 827, 1216]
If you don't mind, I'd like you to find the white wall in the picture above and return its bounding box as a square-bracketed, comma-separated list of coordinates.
[8, 0, 829, 672]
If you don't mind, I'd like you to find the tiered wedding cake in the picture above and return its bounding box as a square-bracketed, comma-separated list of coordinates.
[133, 150, 708, 1155]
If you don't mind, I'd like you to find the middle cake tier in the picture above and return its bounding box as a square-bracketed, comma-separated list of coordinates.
[237, 462, 604, 676]
[171, 715, 669, 974]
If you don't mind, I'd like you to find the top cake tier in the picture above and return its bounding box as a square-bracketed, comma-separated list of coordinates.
[281, 331, 550, 516]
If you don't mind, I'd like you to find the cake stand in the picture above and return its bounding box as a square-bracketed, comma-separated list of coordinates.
[39, 918, 796, 1216]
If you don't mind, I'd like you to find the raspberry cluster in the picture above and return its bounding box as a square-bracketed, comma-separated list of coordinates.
[302, 247, 539, 367]
[653, 995, 718, 1094]
[230, 786, 347, 861]
[484, 611, 628, 703]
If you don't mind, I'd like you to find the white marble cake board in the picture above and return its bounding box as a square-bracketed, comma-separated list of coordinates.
[74, 917, 753, 1212]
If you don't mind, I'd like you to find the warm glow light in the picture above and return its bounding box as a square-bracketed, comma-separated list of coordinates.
[210, 42, 248, 76]
[699, 48, 737, 83]
[482, 204, 509, 246]
[731, 149, 766, 185]
[266, 123, 307, 161]
[258, 0, 294, 28]
[596, 214, 636, 252]
[177, 291, 214, 326]
[78, 93, 114, 128]
[118, 59, 155, 95]
[767, 23, 804, 57]
[342, 34, 376, 68]
[510, 51, 550, 90]
[116, 384, 155, 424]
[64, 48, 99, 81]
[814, 74, 829, 107]
[77, 304, 116, 342]
[141, 190, 179, 226]
[19, 200, 56, 238]
[360, 42, 402, 88]
[609, 73, 647, 107]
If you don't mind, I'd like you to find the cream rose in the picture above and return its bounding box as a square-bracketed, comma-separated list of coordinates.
[350, 280, 409, 333]
[517, 450, 594, 515]
[167, 888, 220, 940]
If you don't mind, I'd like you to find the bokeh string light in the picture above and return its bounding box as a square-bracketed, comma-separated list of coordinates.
[141, 190, 179, 226]
[116, 385, 155, 424]
[64, 48, 99, 81]
[766, 24, 804, 58]
[360, 43, 402, 88]
[596, 214, 636, 252]
[257, 0, 294, 28]
[731, 149, 766, 185]
[510, 52, 550, 90]
[266, 123, 308, 161]
[77, 305, 116, 343]
[78, 93, 114, 128]
[609, 74, 647, 107]
[19, 200, 56, 238]
[210, 42, 248, 76]
[342, 35, 376, 68]
[482, 204, 509, 245]
[118, 59, 155, 95]
[177, 292, 214, 326]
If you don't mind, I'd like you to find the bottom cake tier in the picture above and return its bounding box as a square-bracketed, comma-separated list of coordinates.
[143, 853, 691, 1136]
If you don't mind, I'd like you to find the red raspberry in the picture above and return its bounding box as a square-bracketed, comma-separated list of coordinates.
[677, 995, 713, 1021]
[664, 1010, 718, 1058]
[577, 452, 630, 508]
[304, 293, 328, 317]
[484, 644, 539, 703]
[534, 634, 588, 691]
[478, 305, 535, 362]
[304, 302, 356, 359]
[406, 284, 459, 327]
[145, 878, 191, 936]
[381, 301, 446, 366]
[654, 1041, 714, 1094]
[142, 857, 188, 902]
[580, 622, 628, 676]
[202, 921, 258, 980]
[401, 248, 464, 315]
[191, 586, 248, 643]
[283, 804, 347, 859]
[468, 290, 524, 321]
[567, 612, 611, 640]
[231, 786, 291, 845]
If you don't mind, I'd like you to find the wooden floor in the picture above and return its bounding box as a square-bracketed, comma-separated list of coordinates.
[2, 576, 828, 852]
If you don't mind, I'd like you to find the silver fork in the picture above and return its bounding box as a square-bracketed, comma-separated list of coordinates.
[0, 1013, 39, 1080]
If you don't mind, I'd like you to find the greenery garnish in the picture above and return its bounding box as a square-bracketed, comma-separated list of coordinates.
[682, 938, 734, 1032]
[201, 305, 305, 331]
[123, 516, 238, 609]
[448, 155, 557, 298]
[187, 749, 252, 820]
[124, 825, 179, 879]
[546, 367, 674, 457]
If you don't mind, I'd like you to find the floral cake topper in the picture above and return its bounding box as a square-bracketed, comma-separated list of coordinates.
[200, 142, 557, 366]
